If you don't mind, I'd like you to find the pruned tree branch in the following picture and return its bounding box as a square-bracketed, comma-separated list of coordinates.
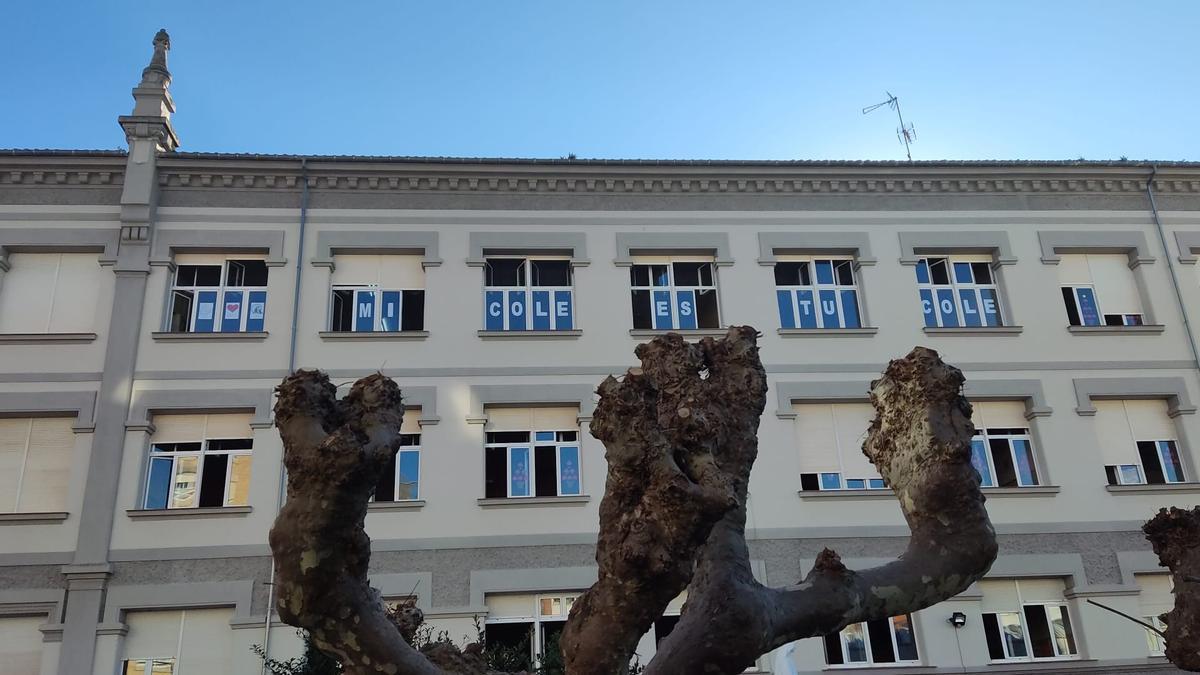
[1144, 506, 1200, 671]
[642, 345, 998, 674]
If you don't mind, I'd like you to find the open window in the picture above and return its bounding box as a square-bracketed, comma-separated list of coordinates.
[915, 256, 1004, 327]
[484, 593, 579, 671]
[823, 614, 919, 666]
[980, 579, 1078, 662]
[1057, 253, 1145, 327]
[483, 257, 574, 331]
[629, 257, 720, 330]
[793, 402, 887, 492]
[371, 409, 421, 502]
[142, 413, 253, 510]
[328, 254, 424, 333]
[969, 401, 1042, 488]
[483, 407, 581, 499]
[1093, 400, 1187, 486]
[773, 257, 862, 329]
[167, 255, 268, 333]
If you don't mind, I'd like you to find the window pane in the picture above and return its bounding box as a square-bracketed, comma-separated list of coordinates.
[822, 632, 844, 665]
[169, 291, 193, 332]
[145, 457, 173, 509]
[1024, 605, 1055, 658]
[815, 260, 834, 285]
[509, 447, 531, 497]
[893, 615, 918, 661]
[174, 265, 197, 286]
[401, 290, 425, 331]
[226, 455, 252, 506]
[971, 262, 993, 284]
[559, 446, 581, 495]
[774, 262, 808, 286]
[198, 453, 228, 508]
[929, 259, 950, 285]
[971, 439, 994, 486]
[1137, 441, 1166, 484]
[630, 290, 652, 329]
[207, 438, 253, 451]
[835, 260, 855, 285]
[1000, 612, 1027, 658]
[989, 438, 1018, 488]
[953, 262, 973, 284]
[1061, 287, 1081, 326]
[672, 262, 703, 287]
[630, 265, 650, 287]
[841, 622, 868, 663]
[982, 613, 1006, 661]
[330, 289, 354, 331]
[1159, 441, 1184, 483]
[820, 473, 841, 490]
[194, 265, 221, 286]
[487, 431, 530, 444]
[695, 288, 720, 328]
[799, 473, 819, 491]
[171, 455, 199, 508]
[1012, 439, 1039, 486]
[484, 447, 507, 499]
[534, 446, 558, 497]
[1047, 605, 1077, 656]
[397, 450, 420, 500]
[651, 265, 670, 287]
[374, 452, 397, 502]
[867, 618, 896, 663]
[846, 478, 866, 489]
[1119, 464, 1143, 485]
[485, 259, 525, 286]
[229, 260, 268, 286]
[531, 260, 571, 287]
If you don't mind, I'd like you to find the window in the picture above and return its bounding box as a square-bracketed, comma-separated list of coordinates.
[629, 258, 720, 330]
[484, 593, 579, 670]
[372, 410, 421, 501]
[328, 254, 424, 332]
[1093, 400, 1187, 486]
[0, 417, 73, 513]
[483, 257, 574, 331]
[970, 401, 1040, 488]
[0, 252, 104, 334]
[774, 257, 861, 329]
[142, 414, 253, 510]
[167, 256, 268, 333]
[1136, 574, 1173, 656]
[793, 403, 886, 491]
[1057, 254, 1145, 326]
[0, 616, 45, 674]
[483, 407, 581, 499]
[980, 580, 1078, 662]
[915, 256, 1004, 327]
[823, 615, 918, 666]
[121, 608, 233, 675]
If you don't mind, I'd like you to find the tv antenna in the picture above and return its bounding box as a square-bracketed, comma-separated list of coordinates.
[862, 92, 915, 161]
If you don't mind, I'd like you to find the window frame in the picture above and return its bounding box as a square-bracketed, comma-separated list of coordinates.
[773, 256, 862, 329]
[823, 614, 919, 667]
[1107, 439, 1186, 486]
[797, 403, 888, 493]
[482, 256, 575, 332]
[484, 592, 580, 668]
[122, 658, 176, 674]
[143, 435, 253, 510]
[1061, 284, 1145, 328]
[629, 258, 721, 330]
[370, 433, 421, 502]
[971, 426, 1041, 488]
[167, 258, 268, 334]
[328, 284, 424, 333]
[982, 603, 1078, 663]
[484, 429, 582, 499]
[915, 256, 1005, 328]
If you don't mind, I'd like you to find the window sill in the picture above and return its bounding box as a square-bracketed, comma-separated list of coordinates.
[477, 495, 590, 508]
[978, 658, 1089, 672]
[151, 331, 269, 342]
[126, 506, 253, 519]
[1106, 483, 1200, 495]
[0, 512, 69, 524]
[778, 327, 879, 338]
[1067, 325, 1166, 335]
[477, 330, 583, 340]
[797, 489, 895, 500]
[318, 331, 430, 341]
[923, 326, 1023, 336]
[0, 332, 97, 344]
[821, 667, 935, 674]
[368, 500, 426, 511]
[981, 486, 1061, 497]
[629, 329, 728, 338]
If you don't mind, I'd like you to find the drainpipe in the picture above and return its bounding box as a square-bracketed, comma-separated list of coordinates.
[1145, 165, 1200, 373]
[261, 158, 310, 672]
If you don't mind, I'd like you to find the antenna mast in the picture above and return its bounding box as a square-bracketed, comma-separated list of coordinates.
[862, 92, 916, 161]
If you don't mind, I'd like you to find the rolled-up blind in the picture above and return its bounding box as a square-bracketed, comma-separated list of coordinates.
[486, 593, 536, 619]
[1124, 399, 1175, 441]
[979, 579, 1021, 613]
[1136, 573, 1175, 616]
[486, 406, 578, 431]
[1088, 254, 1142, 315]
[332, 254, 424, 289]
[1056, 254, 1092, 286]
[1016, 578, 1066, 604]
[1093, 400, 1138, 465]
[123, 609, 182, 663]
[401, 409, 422, 434]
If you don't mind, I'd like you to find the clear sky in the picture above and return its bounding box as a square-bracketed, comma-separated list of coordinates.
[4, 1, 1198, 161]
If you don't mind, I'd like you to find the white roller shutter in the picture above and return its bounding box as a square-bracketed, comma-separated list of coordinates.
[0, 616, 44, 675]
[486, 407, 578, 432]
[793, 404, 840, 475]
[201, 413, 254, 440]
[330, 255, 382, 286]
[1124, 400, 1175, 441]
[1136, 574, 1175, 616]
[1056, 254, 1093, 286]
[177, 608, 234, 675]
[17, 417, 73, 512]
[979, 580, 1021, 613]
[123, 610, 183, 663]
[833, 403, 878, 479]
[378, 255, 425, 289]
[487, 594, 536, 620]
[0, 418, 31, 512]
[401, 409, 422, 434]
[1092, 400, 1138, 465]
[974, 401, 1028, 430]
[46, 253, 102, 333]
[149, 415, 208, 444]
[1016, 578, 1067, 605]
[0, 253, 58, 332]
[1088, 254, 1142, 316]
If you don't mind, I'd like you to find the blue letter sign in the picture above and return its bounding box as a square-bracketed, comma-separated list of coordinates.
[675, 290, 697, 330]
[652, 290, 673, 329]
[531, 290, 552, 330]
[355, 290, 376, 332]
[485, 290, 504, 331]
[554, 290, 573, 330]
[506, 291, 526, 331]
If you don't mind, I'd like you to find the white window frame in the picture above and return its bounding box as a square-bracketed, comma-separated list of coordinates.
[143, 436, 252, 510]
[825, 615, 919, 667]
[983, 603, 1078, 663]
[629, 258, 721, 330]
[484, 592, 580, 667]
[971, 427, 1041, 488]
[485, 430, 582, 499]
[1144, 615, 1166, 656]
[800, 404, 887, 492]
[167, 258, 268, 333]
[482, 256, 574, 331]
[122, 657, 176, 674]
[774, 256, 862, 329]
[916, 256, 1004, 328]
[328, 284, 422, 332]
[1061, 284, 1144, 327]
[368, 433, 421, 502]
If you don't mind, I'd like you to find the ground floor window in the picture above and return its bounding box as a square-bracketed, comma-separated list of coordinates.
[982, 605, 1077, 661]
[484, 593, 577, 671]
[823, 615, 918, 666]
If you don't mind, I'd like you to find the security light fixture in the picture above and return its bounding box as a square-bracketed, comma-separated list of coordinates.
[948, 611, 967, 628]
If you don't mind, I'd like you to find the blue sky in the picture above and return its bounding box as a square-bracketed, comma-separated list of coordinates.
[4, 1, 1198, 160]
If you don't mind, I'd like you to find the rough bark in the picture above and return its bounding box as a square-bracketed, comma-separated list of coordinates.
[639, 343, 998, 674]
[268, 371, 499, 675]
[268, 332, 997, 675]
[1144, 506, 1200, 671]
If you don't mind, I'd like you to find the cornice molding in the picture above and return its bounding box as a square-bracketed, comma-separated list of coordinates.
[0, 169, 123, 187]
